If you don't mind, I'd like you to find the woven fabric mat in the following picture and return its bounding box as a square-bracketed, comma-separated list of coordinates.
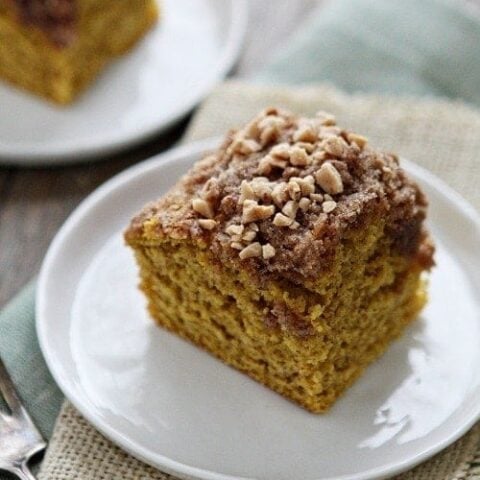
[39, 82, 480, 480]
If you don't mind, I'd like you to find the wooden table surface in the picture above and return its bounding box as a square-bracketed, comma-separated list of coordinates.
[0, 0, 319, 307]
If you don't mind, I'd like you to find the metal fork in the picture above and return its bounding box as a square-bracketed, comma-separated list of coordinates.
[0, 356, 46, 480]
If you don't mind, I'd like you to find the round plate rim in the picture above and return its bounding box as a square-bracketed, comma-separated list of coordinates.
[0, 0, 248, 165]
[36, 138, 480, 480]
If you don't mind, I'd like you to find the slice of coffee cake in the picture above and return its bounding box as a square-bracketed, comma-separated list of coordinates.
[0, 0, 157, 103]
[125, 108, 434, 413]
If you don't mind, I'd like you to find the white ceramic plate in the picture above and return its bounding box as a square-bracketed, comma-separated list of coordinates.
[0, 0, 247, 166]
[37, 139, 480, 480]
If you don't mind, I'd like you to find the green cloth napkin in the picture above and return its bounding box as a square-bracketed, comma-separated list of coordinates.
[0, 281, 62, 439]
[259, 0, 480, 106]
[0, 0, 479, 465]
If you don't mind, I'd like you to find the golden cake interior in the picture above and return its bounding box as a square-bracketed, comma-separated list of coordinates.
[125, 108, 434, 413]
[0, 0, 158, 104]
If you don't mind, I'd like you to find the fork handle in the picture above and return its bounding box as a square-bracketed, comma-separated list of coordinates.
[12, 463, 37, 480]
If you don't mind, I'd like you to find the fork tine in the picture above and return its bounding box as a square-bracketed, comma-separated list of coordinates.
[15, 462, 39, 480]
[0, 356, 23, 413]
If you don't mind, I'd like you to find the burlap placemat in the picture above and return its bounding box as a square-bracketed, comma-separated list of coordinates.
[39, 82, 480, 480]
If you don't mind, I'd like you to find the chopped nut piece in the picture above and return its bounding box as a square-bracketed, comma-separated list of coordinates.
[291, 176, 315, 195]
[245, 119, 260, 138]
[371, 155, 387, 170]
[322, 136, 348, 157]
[257, 156, 272, 175]
[239, 180, 255, 204]
[305, 174, 315, 183]
[293, 121, 317, 143]
[263, 107, 279, 115]
[251, 178, 273, 202]
[319, 126, 342, 138]
[322, 200, 337, 213]
[237, 138, 261, 155]
[201, 178, 221, 203]
[258, 115, 283, 131]
[283, 166, 301, 179]
[249, 222, 259, 232]
[242, 200, 275, 223]
[287, 180, 302, 201]
[311, 150, 327, 163]
[258, 116, 286, 145]
[296, 142, 316, 153]
[289, 221, 300, 229]
[315, 162, 344, 194]
[270, 143, 291, 159]
[289, 146, 309, 166]
[316, 110, 336, 126]
[271, 182, 289, 207]
[230, 242, 244, 250]
[242, 230, 257, 242]
[239, 242, 262, 259]
[198, 219, 217, 230]
[270, 157, 288, 169]
[310, 193, 324, 203]
[258, 155, 287, 175]
[262, 243, 276, 259]
[347, 133, 368, 149]
[273, 212, 294, 227]
[324, 194, 333, 201]
[192, 198, 214, 218]
[282, 200, 299, 219]
[260, 128, 278, 145]
[226, 224, 244, 236]
[299, 197, 311, 211]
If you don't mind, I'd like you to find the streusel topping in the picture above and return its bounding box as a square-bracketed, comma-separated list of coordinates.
[6, 0, 76, 47]
[128, 108, 433, 281]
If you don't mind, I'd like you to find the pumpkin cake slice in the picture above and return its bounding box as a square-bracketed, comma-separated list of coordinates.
[125, 108, 434, 413]
[0, 0, 158, 104]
